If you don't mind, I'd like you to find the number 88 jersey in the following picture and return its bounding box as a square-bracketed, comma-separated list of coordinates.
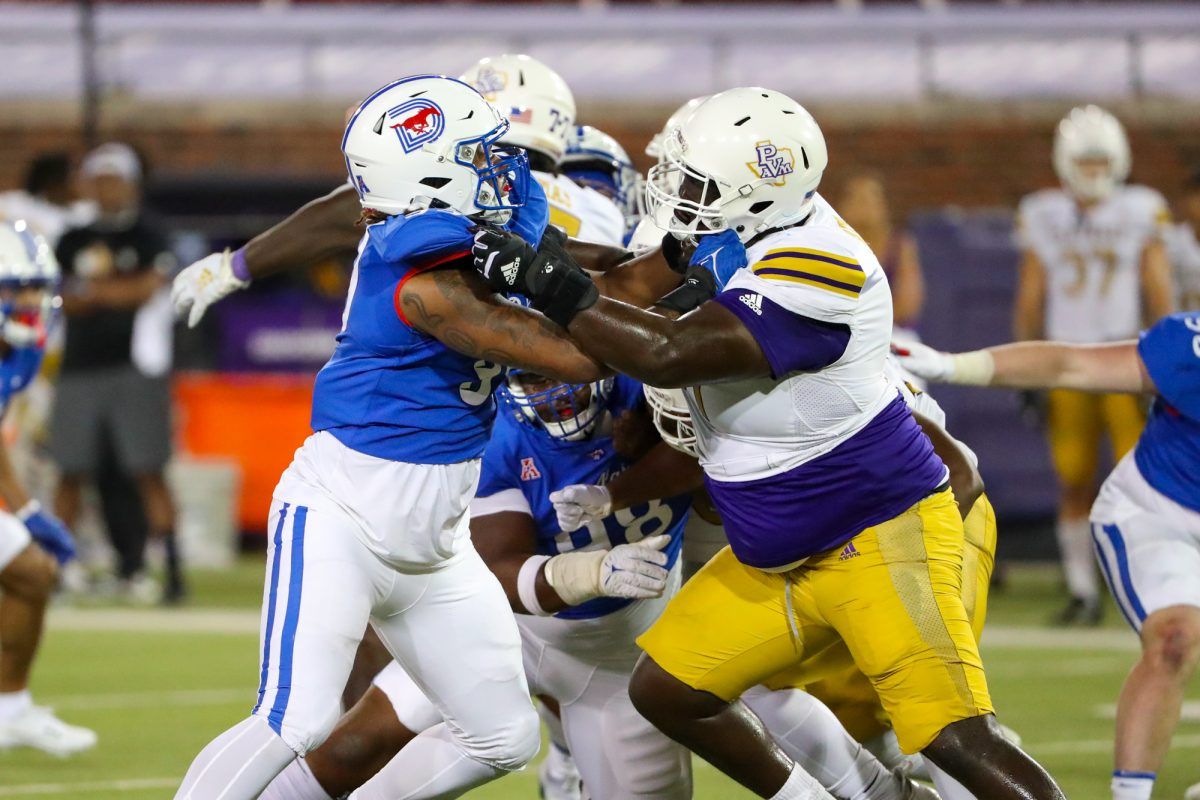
[472, 375, 692, 620]
[311, 209, 512, 465]
[1016, 184, 1171, 343]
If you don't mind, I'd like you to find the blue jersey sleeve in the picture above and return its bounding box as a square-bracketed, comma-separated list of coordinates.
[367, 209, 475, 268]
[504, 173, 549, 247]
[0, 346, 43, 416]
[476, 418, 521, 498]
[608, 375, 645, 417]
[1139, 312, 1200, 422]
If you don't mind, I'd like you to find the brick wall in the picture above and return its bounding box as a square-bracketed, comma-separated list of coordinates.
[3, 113, 1199, 221]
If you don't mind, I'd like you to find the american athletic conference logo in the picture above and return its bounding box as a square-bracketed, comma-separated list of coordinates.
[746, 140, 795, 186]
[387, 99, 446, 153]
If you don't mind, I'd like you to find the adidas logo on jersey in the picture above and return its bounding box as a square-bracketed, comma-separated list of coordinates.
[502, 257, 521, 286]
[739, 292, 763, 315]
[838, 542, 860, 560]
[520, 457, 541, 481]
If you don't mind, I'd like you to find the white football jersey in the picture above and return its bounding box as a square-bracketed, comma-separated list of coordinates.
[1017, 185, 1170, 342]
[687, 194, 895, 482]
[1166, 222, 1200, 311]
[534, 172, 625, 246]
[884, 355, 979, 470]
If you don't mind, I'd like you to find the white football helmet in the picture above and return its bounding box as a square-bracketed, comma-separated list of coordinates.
[645, 96, 709, 161]
[646, 87, 828, 244]
[562, 125, 645, 229]
[461, 55, 576, 164]
[643, 385, 697, 457]
[342, 74, 528, 221]
[1053, 105, 1130, 203]
[0, 220, 60, 349]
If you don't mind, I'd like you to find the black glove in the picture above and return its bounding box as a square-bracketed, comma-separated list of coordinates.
[660, 233, 696, 274]
[471, 226, 598, 328]
[655, 261, 718, 316]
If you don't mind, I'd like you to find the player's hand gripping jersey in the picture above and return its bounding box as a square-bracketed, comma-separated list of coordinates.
[474, 375, 692, 620]
[686, 195, 948, 569]
[310, 195, 547, 465]
[1017, 185, 1171, 342]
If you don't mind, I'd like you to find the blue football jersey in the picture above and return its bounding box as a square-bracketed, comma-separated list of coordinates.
[1135, 312, 1200, 512]
[475, 375, 691, 620]
[0, 345, 43, 417]
[310, 187, 548, 465]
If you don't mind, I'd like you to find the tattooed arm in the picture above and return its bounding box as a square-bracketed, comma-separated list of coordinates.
[398, 264, 607, 383]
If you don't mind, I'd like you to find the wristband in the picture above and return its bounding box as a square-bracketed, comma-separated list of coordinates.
[230, 248, 253, 283]
[535, 263, 599, 328]
[15, 499, 40, 522]
[948, 351, 996, 386]
[517, 555, 553, 616]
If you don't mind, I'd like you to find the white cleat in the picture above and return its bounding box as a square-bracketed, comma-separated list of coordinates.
[0, 705, 98, 757]
[1184, 782, 1200, 800]
[538, 747, 583, 800]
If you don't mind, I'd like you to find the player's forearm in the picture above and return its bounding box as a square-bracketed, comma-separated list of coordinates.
[490, 554, 571, 615]
[1140, 242, 1175, 325]
[567, 299, 764, 388]
[566, 239, 633, 274]
[912, 409, 981, 518]
[240, 184, 362, 280]
[593, 248, 682, 308]
[984, 341, 1143, 393]
[607, 442, 705, 512]
[85, 272, 164, 310]
[0, 438, 32, 512]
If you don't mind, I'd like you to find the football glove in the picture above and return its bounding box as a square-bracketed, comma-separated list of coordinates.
[690, 229, 747, 291]
[549, 484, 613, 533]
[543, 534, 672, 605]
[892, 341, 996, 386]
[17, 501, 75, 565]
[171, 249, 250, 328]
[471, 225, 598, 328]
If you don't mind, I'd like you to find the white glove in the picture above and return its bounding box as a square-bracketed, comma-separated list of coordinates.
[544, 534, 672, 604]
[891, 340, 957, 382]
[171, 249, 250, 328]
[549, 484, 613, 533]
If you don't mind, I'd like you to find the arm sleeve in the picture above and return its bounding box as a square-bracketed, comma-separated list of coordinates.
[1138, 313, 1200, 420]
[713, 288, 851, 379]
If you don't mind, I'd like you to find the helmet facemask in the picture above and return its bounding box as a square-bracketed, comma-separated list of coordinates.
[500, 372, 613, 441]
[642, 385, 697, 457]
[451, 120, 529, 224]
[646, 139, 729, 244]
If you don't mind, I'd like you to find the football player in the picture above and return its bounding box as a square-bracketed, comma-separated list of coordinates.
[896, 311, 1200, 800]
[469, 87, 1064, 800]
[561, 124, 646, 241]
[0, 221, 95, 757]
[173, 75, 612, 800]
[262, 371, 696, 800]
[462, 55, 626, 249]
[1013, 106, 1175, 624]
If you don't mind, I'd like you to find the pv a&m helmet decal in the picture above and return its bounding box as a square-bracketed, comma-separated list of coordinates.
[746, 140, 795, 186]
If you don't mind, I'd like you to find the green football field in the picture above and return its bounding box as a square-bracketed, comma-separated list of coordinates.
[1, 561, 1197, 799]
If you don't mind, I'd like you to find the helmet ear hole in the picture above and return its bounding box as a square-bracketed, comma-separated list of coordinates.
[420, 177, 452, 189]
[749, 200, 773, 215]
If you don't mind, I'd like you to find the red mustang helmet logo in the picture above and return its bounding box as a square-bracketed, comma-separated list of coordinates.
[392, 106, 441, 136]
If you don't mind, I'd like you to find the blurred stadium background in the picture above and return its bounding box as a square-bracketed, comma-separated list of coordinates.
[1, 1, 1199, 798]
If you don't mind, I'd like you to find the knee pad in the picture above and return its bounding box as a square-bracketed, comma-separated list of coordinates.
[461, 705, 541, 772]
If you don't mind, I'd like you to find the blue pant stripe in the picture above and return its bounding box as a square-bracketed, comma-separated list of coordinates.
[268, 505, 307, 735]
[1103, 523, 1147, 625]
[1092, 525, 1137, 631]
[254, 503, 290, 714]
